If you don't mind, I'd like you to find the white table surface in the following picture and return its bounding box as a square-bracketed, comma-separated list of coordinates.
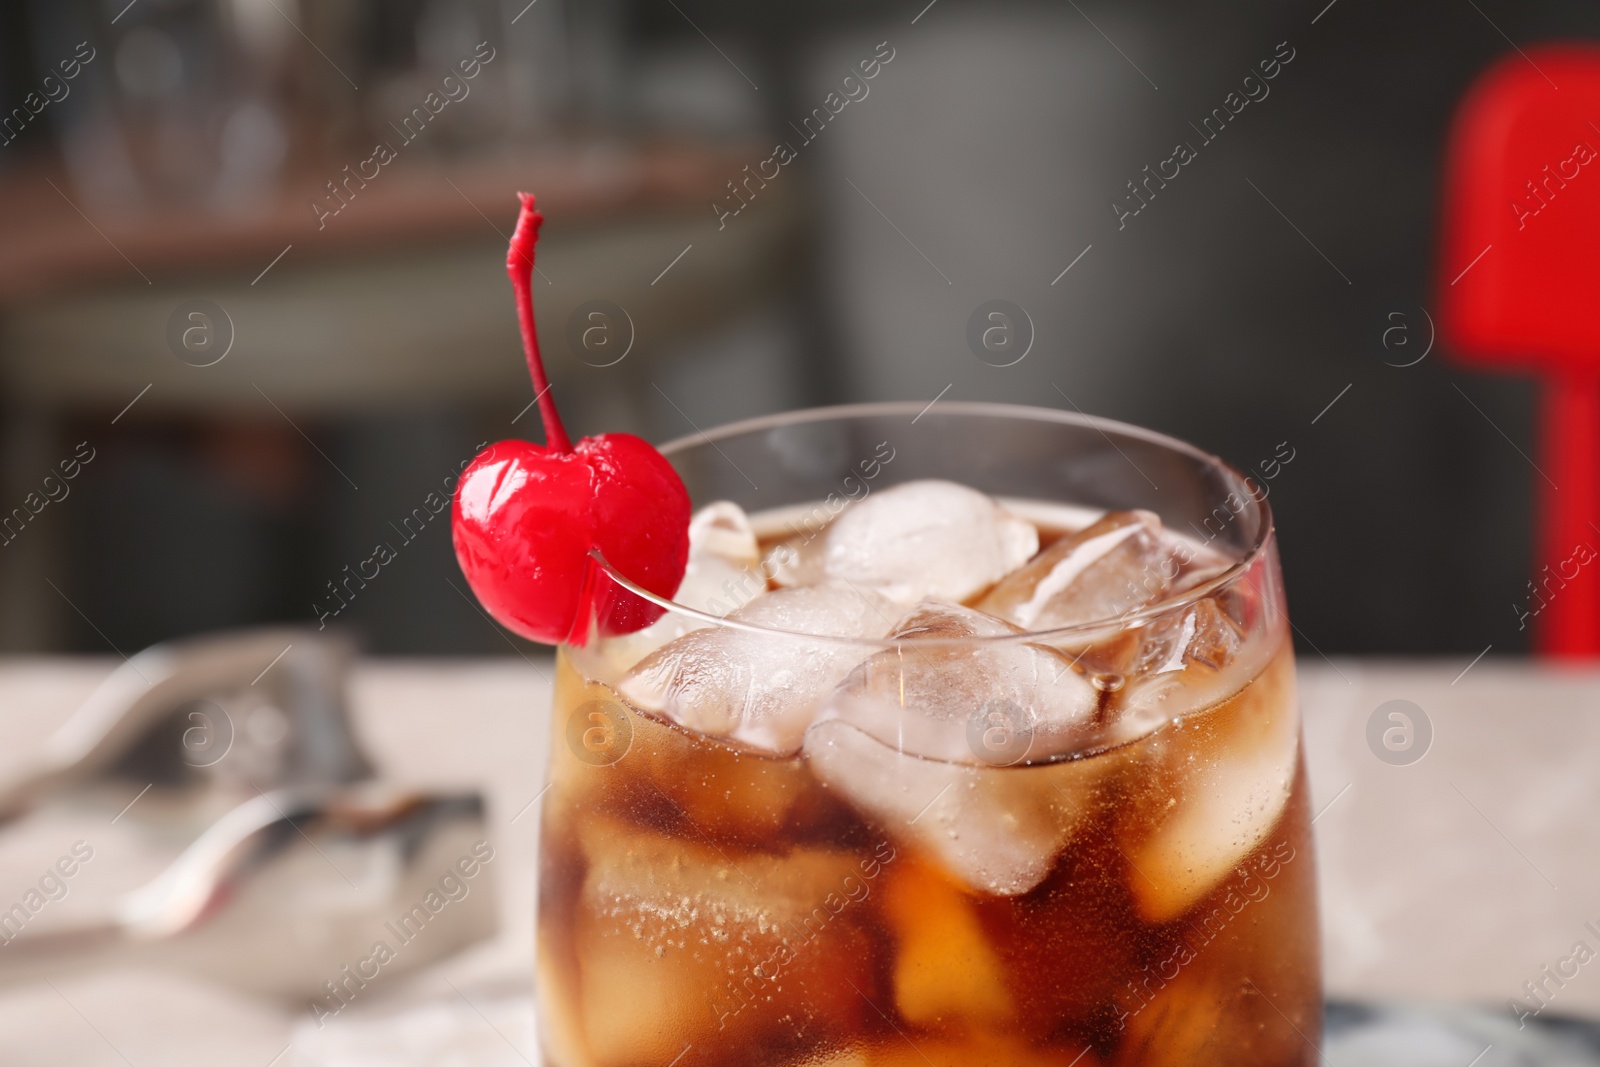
[0, 655, 1590, 1063]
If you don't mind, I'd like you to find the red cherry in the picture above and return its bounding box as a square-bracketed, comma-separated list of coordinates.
[451, 194, 690, 644]
[453, 434, 689, 643]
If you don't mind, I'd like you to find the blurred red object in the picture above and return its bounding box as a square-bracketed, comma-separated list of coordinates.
[1439, 45, 1600, 658]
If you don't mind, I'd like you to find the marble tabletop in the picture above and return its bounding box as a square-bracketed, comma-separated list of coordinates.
[0, 654, 1592, 1064]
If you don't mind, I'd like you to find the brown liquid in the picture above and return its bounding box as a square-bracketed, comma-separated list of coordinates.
[537, 635, 1320, 1066]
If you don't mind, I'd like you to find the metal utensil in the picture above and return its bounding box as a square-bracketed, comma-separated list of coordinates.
[0, 630, 498, 1000]
[0, 785, 497, 1001]
[0, 628, 372, 825]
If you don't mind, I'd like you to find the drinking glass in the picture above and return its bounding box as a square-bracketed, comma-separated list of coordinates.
[537, 401, 1320, 1067]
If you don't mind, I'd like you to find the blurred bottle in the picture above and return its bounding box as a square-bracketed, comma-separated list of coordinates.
[357, 0, 516, 152]
[29, 0, 300, 216]
[31, 0, 639, 219]
[354, 0, 588, 151]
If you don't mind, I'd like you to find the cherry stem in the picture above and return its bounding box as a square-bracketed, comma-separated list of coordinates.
[508, 192, 572, 454]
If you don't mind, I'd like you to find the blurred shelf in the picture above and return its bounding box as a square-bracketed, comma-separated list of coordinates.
[0, 139, 806, 415]
[0, 139, 763, 306]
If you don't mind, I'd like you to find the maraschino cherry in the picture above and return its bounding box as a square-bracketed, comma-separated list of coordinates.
[452, 193, 690, 644]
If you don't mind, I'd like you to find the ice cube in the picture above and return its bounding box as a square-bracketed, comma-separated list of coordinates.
[1119, 643, 1300, 922]
[1111, 775, 1319, 1067]
[1142, 596, 1245, 674]
[1069, 596, 1252, 752]
[765, 530, 827, 588]
[618, 583, 895, 755]
[819, 601, 1100, 765]
[611, 681, 840, 848]
[804, 719, 1109, 896]
[544, 655, 840, 848]
[1111, 825, 1318, 1067]
[977, 826, 1141, 1037]
[815, 480, 1039, 604]
[1109, 597, 1247, 736]
[688, 500, 762, 568]
[573, 816, 880, 1067]
[802, 601, 1103, 895]
[978, 510, 1230, 632]
[880, 856, 1015, 1029]
[593, 502, 768, 676]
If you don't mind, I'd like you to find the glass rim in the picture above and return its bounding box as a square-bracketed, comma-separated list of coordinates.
[592, 400, 1275, 648]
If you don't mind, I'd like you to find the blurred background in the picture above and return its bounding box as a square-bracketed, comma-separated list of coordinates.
[0, 0, 1590, 659]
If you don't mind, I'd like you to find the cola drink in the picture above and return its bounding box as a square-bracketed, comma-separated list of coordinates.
[536, 428, 1319, 1067]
